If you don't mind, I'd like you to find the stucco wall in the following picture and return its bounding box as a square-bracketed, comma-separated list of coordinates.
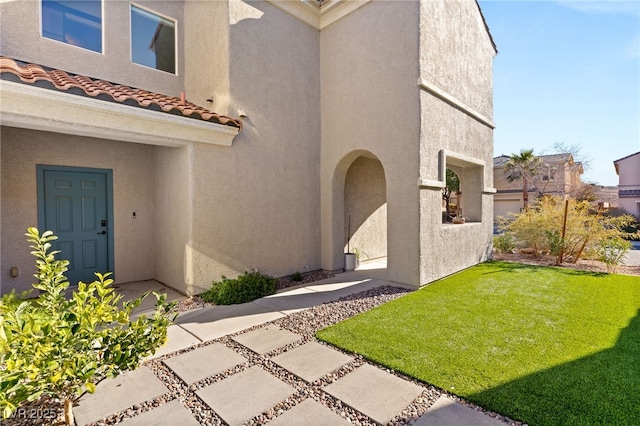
[0, 127, 155, 295]
[0, 0, 184, 96]
[320, 0, 421, 286]
[617, 154, 640, 217]
[418, 0, 496, 284]
[419, 0, 493, 121]
[184, 0, 231, 113]
[153, 145, 192, 294]
[180, 0, 322, 293]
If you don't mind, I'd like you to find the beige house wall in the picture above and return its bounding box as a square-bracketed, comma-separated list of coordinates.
[182, 0, 322, 294]
[616, 153, 640, 218]
[153, 145, 193, 294]
[418, 0, 496, 284]
[0, 127, 156, 295]
[320, 0, 422, 286]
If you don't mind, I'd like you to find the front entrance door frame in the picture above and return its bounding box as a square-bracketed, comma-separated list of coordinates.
[36, 164, 115, 282]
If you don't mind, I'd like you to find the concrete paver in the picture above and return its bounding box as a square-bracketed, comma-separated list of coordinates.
[73, 266, 508, 425]
[163, 342, 246, 384]
[414, 396, 507, 426]
[272, 342, 353, 382]
[118, 399, 200, 426]
[148, 324, 201, 359]
[232, 325, 302, 354]
[324, 364, 423, 425]
[74, 366, 169, 425]
[267, 398, 352, 426]
[176, 302, 286, 341]
[196, 366, 295, 425]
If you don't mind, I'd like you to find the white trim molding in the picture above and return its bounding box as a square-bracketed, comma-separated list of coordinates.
[0, 80, 239, 147]
[418, 79, 496, 129]
[265, 0, 370, 30]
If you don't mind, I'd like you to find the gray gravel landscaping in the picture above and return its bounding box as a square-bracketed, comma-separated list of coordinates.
[6, 285, 515, 426]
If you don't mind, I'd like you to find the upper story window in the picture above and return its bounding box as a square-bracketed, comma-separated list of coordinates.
[131, 4, 176, 74]
[42, 0, 102, 53]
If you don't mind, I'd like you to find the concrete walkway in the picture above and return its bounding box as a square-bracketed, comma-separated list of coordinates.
[74, 263, 507, 426]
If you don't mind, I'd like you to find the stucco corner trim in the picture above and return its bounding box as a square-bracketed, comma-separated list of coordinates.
[418, 79, 496, 129]
[483, 187, 498, 194]
[418, 178, 445, 189]
[0, 80, 238, 148]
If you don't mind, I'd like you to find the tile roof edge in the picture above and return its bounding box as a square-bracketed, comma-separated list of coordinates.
[0, 56, 242, 132]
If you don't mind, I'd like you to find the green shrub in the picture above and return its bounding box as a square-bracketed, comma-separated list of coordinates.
[493, 233, 516, 254]
[0, 228, 175, 425]
[291, 271, 304, 282]
[545, 230, 564, 257]
[596, 237, 632, 273]
[200, 271, 276, 305]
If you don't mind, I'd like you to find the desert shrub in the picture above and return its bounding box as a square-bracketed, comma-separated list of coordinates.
[493, 233, 516, 254]
[595, 237, 632, 273]
[200, 271, 276, 305]
[545, 230, 564, 257]
[502, 196, 635, 263]
[291, 271, 304, 282]
[0, 228, 175, 425]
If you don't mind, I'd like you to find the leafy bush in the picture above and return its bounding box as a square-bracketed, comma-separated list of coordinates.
[595, 237, 632, 273]
[291, 271, 304, 282]
[200, 271, 276, 305]
[493, 233, 516, 254]
[0, 228, 175, 424]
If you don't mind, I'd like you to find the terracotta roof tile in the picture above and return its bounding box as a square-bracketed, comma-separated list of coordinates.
[0, 56, 242, 131]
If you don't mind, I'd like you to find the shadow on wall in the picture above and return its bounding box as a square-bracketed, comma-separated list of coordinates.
[468, 310, 640, 425]
[344, 155, 387, 259]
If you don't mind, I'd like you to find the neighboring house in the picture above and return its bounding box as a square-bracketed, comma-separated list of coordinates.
[0, 0, 496, 296]
[614, 152, 640, 219]
[493, 153, 584, 219]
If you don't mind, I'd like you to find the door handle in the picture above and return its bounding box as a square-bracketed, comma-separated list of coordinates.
[97, 231, 106, 235]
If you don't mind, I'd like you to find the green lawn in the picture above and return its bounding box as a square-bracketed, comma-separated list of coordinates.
[316, 262, 640, 425]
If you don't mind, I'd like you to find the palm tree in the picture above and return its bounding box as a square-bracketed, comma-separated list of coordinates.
[505, 149, 541, 210]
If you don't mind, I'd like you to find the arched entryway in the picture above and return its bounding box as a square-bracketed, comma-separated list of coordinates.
[343, 155, 387, 267]
[324, 150, 387, 272]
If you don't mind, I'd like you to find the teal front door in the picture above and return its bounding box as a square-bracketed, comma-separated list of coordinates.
[38, 166, 114, 285]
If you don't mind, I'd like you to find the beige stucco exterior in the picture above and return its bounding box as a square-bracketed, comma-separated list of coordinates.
[614, 152, 640, 219]
[1, 0, 495, 295]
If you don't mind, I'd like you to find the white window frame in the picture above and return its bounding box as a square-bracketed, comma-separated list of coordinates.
[40, 0, 104, 54]
[130, 3, 178, 75]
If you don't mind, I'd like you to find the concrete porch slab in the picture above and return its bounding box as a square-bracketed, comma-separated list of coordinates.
[73, 366, 169, 425]
[148, 324, 201, 359]
[272, 342, 353, 382]
[232, 325, 302, 354]
[115, 279, 186, 318]
[413, 396, 507, 426]
[324, 364, 423, 425]
[175, 302, 286, 341]
[163, 342, 247, 385]
[267, 398, 352, 426]
[118, 399, 200, 426]
[196, 366, 295, 425]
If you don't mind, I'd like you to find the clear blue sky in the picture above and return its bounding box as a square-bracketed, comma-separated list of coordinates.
[478, 0, 640, 186]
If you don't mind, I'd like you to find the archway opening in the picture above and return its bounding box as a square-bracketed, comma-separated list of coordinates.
[343, 155, 387, 267]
